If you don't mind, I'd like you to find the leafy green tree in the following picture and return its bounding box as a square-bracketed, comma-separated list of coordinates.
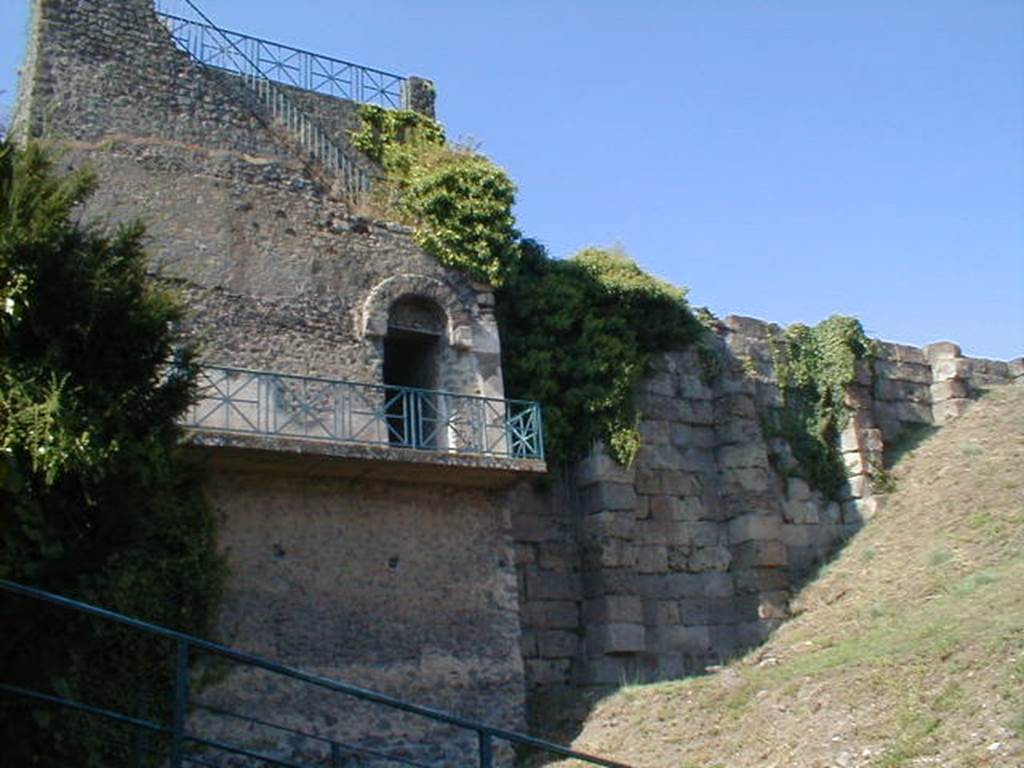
[0, 140, 223, 765]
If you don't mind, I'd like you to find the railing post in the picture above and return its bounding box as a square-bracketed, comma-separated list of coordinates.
[169, 639, 189, 768]
[478, 731, 494, 768]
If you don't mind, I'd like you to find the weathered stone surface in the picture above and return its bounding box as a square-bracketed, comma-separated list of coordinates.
[525, 568, 577, 600]
[575, 449, 636, 487]
[688, 545, 733, 572]
[923, 341, 962, 362]
[729, 512, 782, 543]
[580, 482, 638, 514]
[584, 595, 644, 624]
[782, 498, 821, 525]
[537, 630, 578, 659]
[731, 540, 787, 569]
[586, 623, 646, 654]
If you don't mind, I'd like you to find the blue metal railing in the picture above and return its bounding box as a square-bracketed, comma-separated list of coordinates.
[182, 365, 545, 461]
[154, 5, 407, 109]
[0, 580, 629, 767]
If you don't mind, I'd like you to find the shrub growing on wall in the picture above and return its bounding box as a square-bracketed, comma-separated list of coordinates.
[353, 105, 520, 286]
[497, 241, 703, 466]
[767, 315, 875, 497]
[354, 109, 703, 466]
[0, 140, 224, 765]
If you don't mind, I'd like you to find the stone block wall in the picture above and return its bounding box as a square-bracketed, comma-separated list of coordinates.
[513, 315, 1021, 696]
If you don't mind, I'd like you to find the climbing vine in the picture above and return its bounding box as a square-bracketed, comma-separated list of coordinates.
[497, 242, 702, 466]
[767, 315, 876, 497]
[354, 109, 703, 466]
[352, 106, 520, 286]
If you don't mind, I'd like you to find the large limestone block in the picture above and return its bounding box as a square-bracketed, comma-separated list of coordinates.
[874, 359, 932, 384]
[729, 512, 782, 543]
[584, 595, 644, 624]
[716, 443, 770, 470]
[580, 482, 638, 515]
[523, 601, 579, 631]
[782, 498, 820, 525]
[731, 539, 788, 569]
[576, 450, 636, 487]
[688, 545, 732, 572]
[923, 341, 962, 362]
[587, 622, 646, 655]
[537, 630, 578, 659]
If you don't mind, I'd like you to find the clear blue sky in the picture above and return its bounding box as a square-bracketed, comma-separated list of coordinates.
[2, 1, 1021, 359]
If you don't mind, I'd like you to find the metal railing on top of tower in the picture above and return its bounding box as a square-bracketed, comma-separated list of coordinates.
[153, 0, 408, 109]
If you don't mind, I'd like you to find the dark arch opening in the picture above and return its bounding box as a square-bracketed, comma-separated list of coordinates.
[383, 297, 445, 448]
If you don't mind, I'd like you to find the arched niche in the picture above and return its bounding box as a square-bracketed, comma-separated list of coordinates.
[360, 273, 475, 350]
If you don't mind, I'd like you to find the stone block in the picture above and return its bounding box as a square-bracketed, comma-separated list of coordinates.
[841, 474, 870, 500]
[513, 543, 536, 565]
[930, 379, 969, 401]
[538, 542, 574, 572]
[931, 357, 972, 381]
[643, 372, 676, 397]
[781, 524, 819, 548]
[716, 417, 763, 445]
[714, 393, 758, 420]
[843, 497, 880, 525]
[663, 471, 703, 496]
[786, 476, 812, 502]
[524, 601, 579, 630]
[639, 419, 671, 445]
[580, 510, 635, 539]
[650, 495, 683, 521]
[732, 539, 787, 568]
[822, 501, 842, 525]
[651, 624, 710, 653]
[670, 423, 717, 448]
[702, 571, 736, 598]
[758, 591, 790, 620]
[874, 359, 932, 384]
[525, 569, 577, 601]
[514, 514, 562, 543]
[575, 450, 636, 488]
[537, 630, 578, 659]
[581, 482, 638, 514]
[520, 630, 538, 658]
[637, 545, 669, 574]
[729, 512, 782, 543]
[717, 443, 769, 470]
[782, 498, 820, 525]
[874, 378, 931, 403]
[579, 656, 640, 685]
[641, 572, 706, 599]
[688, 544, 732, 572]
[673, 496, 706, 522]
[587, 622, 646, 655]
[678, 374, 713, 400]
[678, 521, 726, 546]
[733, 567, 789, 595]
[707, 624, 740, 655]
[876, 341, 927, 364]
[923, 341, 961, 362]
[635, 467, 661, 495]
[678, 399, 715, 425]
[656, 600, 680, 625]
[525, 658, 571, 687]
[584, 595, 644, 624]
[721, 467, 772, 494]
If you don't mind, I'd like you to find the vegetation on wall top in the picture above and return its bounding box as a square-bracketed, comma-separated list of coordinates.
[352, 105, 520, 287]
[0, 140, 224, 765]
[497, 242, 703, 466]
[767, 315, 876, 497]
[353, 107, 704, 466]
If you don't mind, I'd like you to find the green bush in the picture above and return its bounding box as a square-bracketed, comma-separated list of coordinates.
[0, 140, 224, 766]
[497, 242, 702, 466]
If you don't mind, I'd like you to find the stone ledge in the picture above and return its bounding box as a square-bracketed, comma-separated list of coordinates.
[185, 430, 546, 488]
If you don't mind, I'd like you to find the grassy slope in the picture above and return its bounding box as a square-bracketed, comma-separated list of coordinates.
[566, 385, 1024, 768]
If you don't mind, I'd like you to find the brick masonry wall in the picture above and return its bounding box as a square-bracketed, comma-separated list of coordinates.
[513, 315, 1022, 695]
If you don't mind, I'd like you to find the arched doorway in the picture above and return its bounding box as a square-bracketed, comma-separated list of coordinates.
[383, 296, 446, 448]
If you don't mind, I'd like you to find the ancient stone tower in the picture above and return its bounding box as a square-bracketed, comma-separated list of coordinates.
[12, 0, 1023, 761]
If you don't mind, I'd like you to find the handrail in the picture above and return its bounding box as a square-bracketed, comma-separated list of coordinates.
[152, 0, 379, 195]
[155, 11, 408, 109]
[182, 364, 545, 461]
[0, 579, 632, 767]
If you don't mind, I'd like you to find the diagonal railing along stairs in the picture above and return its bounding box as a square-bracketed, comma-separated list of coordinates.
[0, 580, 633, 767]
[153, 0, 384, 197]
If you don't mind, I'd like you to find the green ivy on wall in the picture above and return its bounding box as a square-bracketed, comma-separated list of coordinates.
[353, 109, 703, 467]
[767, 315, 876, 497]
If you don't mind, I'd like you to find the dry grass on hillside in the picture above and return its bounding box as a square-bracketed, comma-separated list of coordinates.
[564, 384, 1024, 768]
